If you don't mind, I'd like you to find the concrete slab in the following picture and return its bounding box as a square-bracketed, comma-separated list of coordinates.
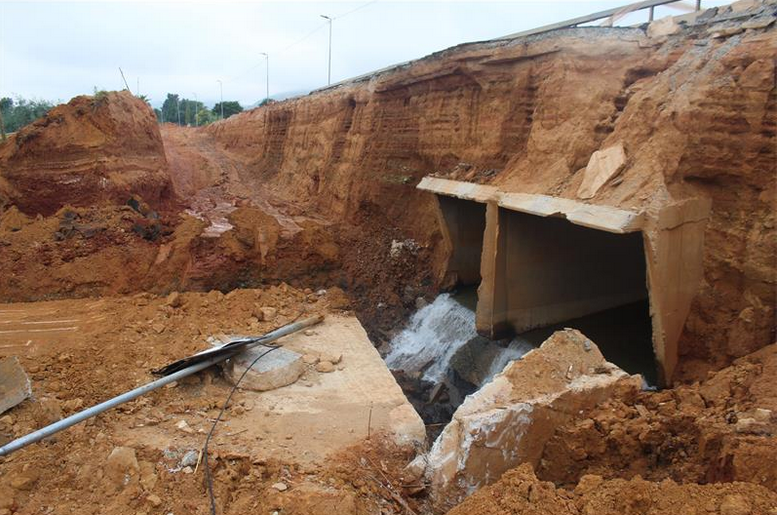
[119, 315, 425, 465]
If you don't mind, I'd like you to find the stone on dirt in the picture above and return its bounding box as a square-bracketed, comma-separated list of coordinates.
[105, 446, 139, 489]
[421, 329, 642, 509]
[223, 346, 304, 391]
[576, 142, 626, 199]
[0, 357, 32, 415]
[315, 360, 335, 373]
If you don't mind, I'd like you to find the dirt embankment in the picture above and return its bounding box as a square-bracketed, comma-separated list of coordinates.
[447, 343, 777, 515]
[0, 91, 174, 216]
[201, 2, 775, 375]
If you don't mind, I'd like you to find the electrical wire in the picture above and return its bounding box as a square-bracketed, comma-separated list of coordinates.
[202, 311, 306, 515]
[203, 343, 280, 515]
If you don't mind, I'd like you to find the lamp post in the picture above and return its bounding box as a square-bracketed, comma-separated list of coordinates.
[260, 52, 269, 104]
[320, 15, 332, 85]
[217, 80, 224, 119]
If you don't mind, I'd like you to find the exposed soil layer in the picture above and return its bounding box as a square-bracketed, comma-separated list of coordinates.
[447, 462, 775, 515]
[0, 91, 173, 216]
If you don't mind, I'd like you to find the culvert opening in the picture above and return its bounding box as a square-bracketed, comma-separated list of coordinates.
[385, 196, 658, 433]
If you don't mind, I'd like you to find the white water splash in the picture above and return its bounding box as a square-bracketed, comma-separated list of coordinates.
[385, 293, 477, 382]
[482, 337, 535, 385]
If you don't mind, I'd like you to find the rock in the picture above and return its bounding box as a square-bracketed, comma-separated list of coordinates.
[176, 420, 194, 434]
[180, 449, 199, 467]
[10, 471, 37, 491]
[165, 291, 182, 308]
[577, 142, 626, 199]
[741, 16, 777, 30]
[720, 494, 751, 515]
[319, 352, 342, 365]
[62, 397, 84, 412]
[253, 306, 277, 321]
[105, 446, 139, 488]
[271, 482, 288, 492]
[182, 466, 194, 474]
[647, 16, 681, 39]
[415, 297, 428, 310]
[152, 322, 166, 334]
[302, 354, 319, 365]
[223, 346, 304, 391]
[139, 461, 158, 491]
[316, 361, 335, 373]
[304, 329, 315, 336]
[0, 356, 32, 415]
[146, 494, 162, 507]
[34, 398, 62, 426]
[423, 329, 641, 508]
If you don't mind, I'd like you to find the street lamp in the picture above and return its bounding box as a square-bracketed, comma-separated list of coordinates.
[260, 52, 269, 104]
[320, 15, 332, 85]
[217, 80, 224, 120]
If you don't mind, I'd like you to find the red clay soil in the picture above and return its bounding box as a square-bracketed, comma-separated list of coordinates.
[447, 462, 775, 515]
[0, 91, 173, 216]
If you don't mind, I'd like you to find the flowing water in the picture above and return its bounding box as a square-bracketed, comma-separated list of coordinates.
[384, 293, 478, 383]
[385, 292, 534, 386]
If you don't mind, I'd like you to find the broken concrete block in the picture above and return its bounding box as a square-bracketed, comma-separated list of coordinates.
[647, 16, 681, 39]
[422, 329, 642, 509]
[577, 142, 626, 199]
[224, 346, 304, 391]
[0, 357, 32, 415]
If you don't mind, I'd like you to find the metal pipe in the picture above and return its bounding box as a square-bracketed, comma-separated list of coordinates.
[0, 315, 323, 457]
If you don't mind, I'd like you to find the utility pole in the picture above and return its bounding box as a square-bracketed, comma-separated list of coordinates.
[217, 80, 224, 119]
[260, 52, 269, 104]
[320, 15, 332, 85]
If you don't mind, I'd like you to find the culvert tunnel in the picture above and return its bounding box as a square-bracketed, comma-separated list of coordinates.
[420, 176, 711, 387]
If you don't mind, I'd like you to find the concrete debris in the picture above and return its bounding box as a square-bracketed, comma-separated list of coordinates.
[576, 142, 626, 199]
[647, 16, 681, 38]
[0, 357, 32, 415]
[223, 345, 305, 391]
[420, 329, 642, 509]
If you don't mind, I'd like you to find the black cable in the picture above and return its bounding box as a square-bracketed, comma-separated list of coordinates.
[203, 343, 280, 515]
[202, 311, 306, 515]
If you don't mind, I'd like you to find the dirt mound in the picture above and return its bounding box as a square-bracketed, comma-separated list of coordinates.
[447, 462, 775, 515]
[535, 344, 776, 490]
[0, 91, 173, 216]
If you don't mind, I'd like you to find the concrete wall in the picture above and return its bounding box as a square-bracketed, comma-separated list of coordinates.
[419, 177, 710, 386]
[437, 196, 487, 286]
[478, 208, 648, 337]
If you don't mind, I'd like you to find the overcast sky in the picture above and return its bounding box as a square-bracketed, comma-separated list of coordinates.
[0, 0, 732, 107]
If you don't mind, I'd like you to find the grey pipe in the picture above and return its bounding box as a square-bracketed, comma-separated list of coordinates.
[0, 314, 323, 457]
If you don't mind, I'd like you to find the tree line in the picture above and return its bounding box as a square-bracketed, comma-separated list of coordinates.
[1, 96, 55, 135]
[156, 93, 243, 126]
